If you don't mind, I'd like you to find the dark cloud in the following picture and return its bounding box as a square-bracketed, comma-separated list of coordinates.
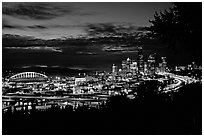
[87, 23, 116, 34]
[85, 23, 141, 37]
[2, 19, 14, 29]
[46, 24, 85, 29]
[2, 20, 24, 29]
[3, 24, 17, 29]
[2, 2, 74, 20]
[3, 24, 85, 30]
[3, 23, 47, 30]
[3, 18, 47, 30]
[27, 25, 47, 29]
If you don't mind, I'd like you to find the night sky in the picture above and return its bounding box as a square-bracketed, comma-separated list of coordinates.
[4, 2, 191, 72]
[3, 2, 171, 39]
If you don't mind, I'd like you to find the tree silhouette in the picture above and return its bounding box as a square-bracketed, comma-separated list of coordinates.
[148, 2, 202, 62]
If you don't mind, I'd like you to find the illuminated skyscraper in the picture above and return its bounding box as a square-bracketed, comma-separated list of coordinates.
[130, 61, 138, 74]
[112, 64, 118, 74]
[127, 58, 131, 72]
[158, 63, 162, 72]
[161, 57, 167, 72]
[147, 54, 156, 75]
[137, 46, 144, 73]
[122, 60, 128, 73]
[122, 58, 131, 73]
[144, 62, 148, 75]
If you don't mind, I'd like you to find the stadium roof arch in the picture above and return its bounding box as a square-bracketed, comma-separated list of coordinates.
[9, 72, 48, 82]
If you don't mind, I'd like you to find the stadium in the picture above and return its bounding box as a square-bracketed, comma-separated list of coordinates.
[9, 72, 48, 82]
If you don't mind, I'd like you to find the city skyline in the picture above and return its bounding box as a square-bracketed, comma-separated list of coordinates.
[2, 2, 202, 135]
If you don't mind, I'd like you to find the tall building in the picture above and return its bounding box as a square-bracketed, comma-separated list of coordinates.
[147, 54, 156, 75]
[161, 57, 167, 72]
[130, 61, 138, 74]
[122, 60, 128, 73]
[112, 64, 118, 74]
[144, 62, 148, 75]
[126, 57, 131, 72]
[137, 46, 144, 73]
[122, 58, 131, 73]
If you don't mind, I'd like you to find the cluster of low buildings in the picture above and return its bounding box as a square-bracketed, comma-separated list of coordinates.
[174, 62, 202, 71]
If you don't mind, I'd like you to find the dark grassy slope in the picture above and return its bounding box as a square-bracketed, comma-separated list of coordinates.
[3, 82, 201, 135]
